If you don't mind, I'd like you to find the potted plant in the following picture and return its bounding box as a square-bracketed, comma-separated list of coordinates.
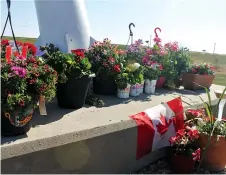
[126, 39, 146, 64]
[127, 63, 144, 97]
[164, 42, 191, 89]
[148, 37, 167, 88]
[195, 87, 226, 172]
[115, 71, 131, 99]
[142, 58, 162, 94]
[40, 44, 94, 109]
[182, 63, 215, 90]
[183, 87, 226, 172]
[85, 38, 126, 95]
[169, 127, 200, 173]
[1, 52, 57, 136]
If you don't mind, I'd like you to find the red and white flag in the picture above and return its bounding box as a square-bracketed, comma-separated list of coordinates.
[130, 97, 184, 160]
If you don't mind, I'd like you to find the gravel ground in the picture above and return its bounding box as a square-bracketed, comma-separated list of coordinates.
[134, 159, 226, 174]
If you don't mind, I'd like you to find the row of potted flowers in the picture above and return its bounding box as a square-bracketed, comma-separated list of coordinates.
[0, 31, 216, 137]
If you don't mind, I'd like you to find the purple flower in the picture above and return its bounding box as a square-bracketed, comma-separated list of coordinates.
[11, 66, 27, 78]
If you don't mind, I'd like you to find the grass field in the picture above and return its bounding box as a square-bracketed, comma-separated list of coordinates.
[2, 36, 226, 86]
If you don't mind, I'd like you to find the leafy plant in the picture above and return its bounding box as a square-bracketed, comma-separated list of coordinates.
[183, 63, 215, 75]
[40, 44, 92, 83]
[115, 72, 131, 90]
[85, 38, 126, 78]
[126, 63, 144, 85]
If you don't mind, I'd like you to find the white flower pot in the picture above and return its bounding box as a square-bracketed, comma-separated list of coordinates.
[144, 79, 157, 94]
[138, 82, 144, 94]
[130, 84, 140, 97]
[117, 84, 131, 99]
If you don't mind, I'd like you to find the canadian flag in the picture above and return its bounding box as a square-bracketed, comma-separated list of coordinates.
[130, 97, 184, 160]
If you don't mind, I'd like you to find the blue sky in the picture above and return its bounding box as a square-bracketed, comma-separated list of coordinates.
[1, 0, 226, 54]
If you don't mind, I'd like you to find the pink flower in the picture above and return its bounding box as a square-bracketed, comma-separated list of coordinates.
[108, 57, 115, 63]
[16, 55, 26, 60]
[169, 136, 177, 145]
[192, 148, 201, 161]
[154, 37, 161, 43]
[142, 56, 149, 64]
[11, 66, 27, 78]
[146, 49, 153, 55]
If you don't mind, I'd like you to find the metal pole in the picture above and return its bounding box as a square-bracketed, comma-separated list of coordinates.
[213, 43, 216, 55]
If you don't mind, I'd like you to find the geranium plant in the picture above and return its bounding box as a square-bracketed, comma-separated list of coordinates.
[1, 54, 58, 112]
[39, 43, 92, 83]
[85, 38, 126, 77]
[184, 63, 215, 75]
[169, 127, 200, 161]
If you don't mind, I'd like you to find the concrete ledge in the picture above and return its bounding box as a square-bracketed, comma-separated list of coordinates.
[1, 84, 225, 173]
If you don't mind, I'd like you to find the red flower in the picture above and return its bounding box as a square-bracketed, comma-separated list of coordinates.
[1, 39, 9, 46]
[19, 100, 25, 106]
[188, 129, 199, 140]
[169, 136, 177, 145]
[108, 57, 115, 63]
[159, 64, 163, 71]
[113, 64, 121, 73]
[71, 49, 85, 58]
[192, 148, 201, 161]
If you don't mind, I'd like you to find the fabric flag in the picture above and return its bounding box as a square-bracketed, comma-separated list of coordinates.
[130, 97, 184, 160]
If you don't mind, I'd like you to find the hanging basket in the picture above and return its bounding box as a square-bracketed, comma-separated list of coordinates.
[1, 106, 34, 136]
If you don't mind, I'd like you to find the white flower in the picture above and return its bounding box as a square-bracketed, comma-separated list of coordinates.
[133, 63, 141, 69]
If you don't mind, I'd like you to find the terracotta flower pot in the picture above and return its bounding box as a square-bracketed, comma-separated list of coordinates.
[170, 154, 195, 173]
[198, 133, 226, 172]
[182, 73, 215, 90]
[156, 76, 166, 88]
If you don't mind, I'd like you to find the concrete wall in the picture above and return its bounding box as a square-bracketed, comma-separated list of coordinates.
[1, 126, 167, 174]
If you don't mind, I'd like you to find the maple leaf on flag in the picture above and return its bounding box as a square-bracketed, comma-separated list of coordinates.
[156, 113, 172, 136]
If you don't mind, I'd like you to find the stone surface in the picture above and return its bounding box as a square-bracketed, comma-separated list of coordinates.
[1, 84, 225, 173]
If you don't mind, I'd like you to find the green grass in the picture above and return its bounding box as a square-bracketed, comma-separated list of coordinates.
[2, 36, 226, 86]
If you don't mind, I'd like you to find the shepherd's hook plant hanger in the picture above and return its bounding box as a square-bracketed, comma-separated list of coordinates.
[125, 22, 135, 49]
[154, 27, 161, 38]
[1, 0, 20, 53]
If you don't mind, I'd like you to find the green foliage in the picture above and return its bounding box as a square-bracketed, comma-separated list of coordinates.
[184, 63, 215, 75]
[85, 38, 126, 78]
[143, 64, 161, 80]
[40, 44, 92, 83]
